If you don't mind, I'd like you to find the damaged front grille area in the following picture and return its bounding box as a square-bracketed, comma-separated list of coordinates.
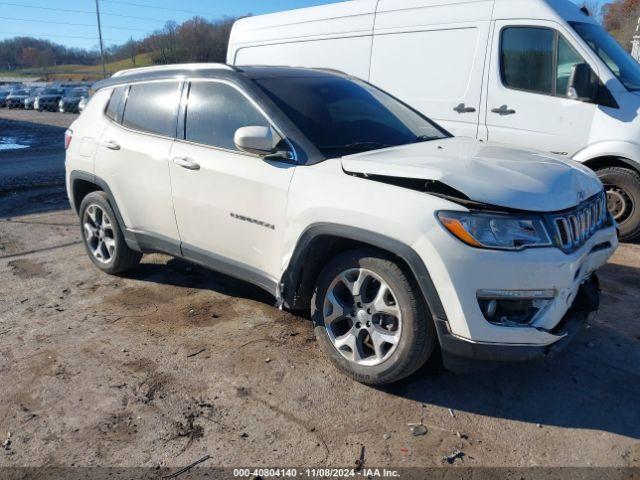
[546, 191, 609, 253]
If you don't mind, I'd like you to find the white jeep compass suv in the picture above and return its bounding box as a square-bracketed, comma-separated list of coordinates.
[65, 64, 618, 385]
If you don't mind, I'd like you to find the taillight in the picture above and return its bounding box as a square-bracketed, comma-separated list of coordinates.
[64, 129, 73, 150]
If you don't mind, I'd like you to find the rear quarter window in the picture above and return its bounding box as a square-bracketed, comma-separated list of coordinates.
[105, 86, 127, 123]
[122, 81, 181, 137]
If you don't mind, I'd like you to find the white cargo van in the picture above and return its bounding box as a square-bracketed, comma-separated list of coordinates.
[227, 0, 640, 241]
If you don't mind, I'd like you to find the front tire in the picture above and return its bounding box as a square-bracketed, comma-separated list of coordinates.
[311, 249, 436, 385]
[597, 167, 640, 241]
[79, 192, 142, 274]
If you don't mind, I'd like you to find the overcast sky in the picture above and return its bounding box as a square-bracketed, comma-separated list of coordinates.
[0, 0, 606, 50]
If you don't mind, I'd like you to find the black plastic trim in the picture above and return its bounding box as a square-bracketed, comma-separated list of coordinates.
[69, 170, 139, 249]
[282, 223, 447, 320]
[182, 243, 278, 296]
[130, 230, 181, 257]
[437, 275, 599, 365]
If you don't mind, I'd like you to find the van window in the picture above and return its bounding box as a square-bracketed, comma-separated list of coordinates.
[501, 27, 554, 95]
[185, 82, 269, 151]
[105, 86, 127, 123]
[122, 81, 180, 137]
[557, 36, 584, 96]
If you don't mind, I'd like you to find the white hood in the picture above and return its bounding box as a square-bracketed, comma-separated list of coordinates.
[341, 137, 603, 212]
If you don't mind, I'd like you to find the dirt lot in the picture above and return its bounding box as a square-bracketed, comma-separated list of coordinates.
[0, 109, 639, 474]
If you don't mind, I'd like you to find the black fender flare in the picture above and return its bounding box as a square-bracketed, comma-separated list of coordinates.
[69, 170, 140, 251]
[282, 223, 448, 322]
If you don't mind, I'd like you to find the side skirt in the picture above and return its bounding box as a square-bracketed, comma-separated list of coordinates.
[125, 228, 279, 299]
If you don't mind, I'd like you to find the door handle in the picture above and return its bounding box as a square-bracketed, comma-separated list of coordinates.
[453, 103, 476, 114]
[102, 140, 120, 150]
[491, 105, 516, 116]
[173, 157, 200, 170]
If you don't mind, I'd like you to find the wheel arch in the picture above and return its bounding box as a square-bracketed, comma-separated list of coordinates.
[573, 141, 640, 173]
[69, 171, 138, 250]
[582, 156, 640, 173]
[281, 224, 447, 322]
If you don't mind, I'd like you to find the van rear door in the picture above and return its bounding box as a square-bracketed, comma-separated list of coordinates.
[369, 1, 492, 138]
[484, 20, 597, 156]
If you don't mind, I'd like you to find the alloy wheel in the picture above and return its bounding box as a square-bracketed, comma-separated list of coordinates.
[323, 268, 402, 367]
[83, 204, 116, 263]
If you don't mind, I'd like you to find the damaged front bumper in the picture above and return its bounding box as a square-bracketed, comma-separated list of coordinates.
[435, 275, 600, 366]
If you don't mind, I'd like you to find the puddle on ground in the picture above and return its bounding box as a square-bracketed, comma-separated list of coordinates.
[0, 137, 32, 150]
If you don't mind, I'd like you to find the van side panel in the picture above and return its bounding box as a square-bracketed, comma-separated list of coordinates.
[235, 37, 373, 80]
[227, 0, 377, 68]
[371, 0, 493, 138]
[492, 0, 590, 24]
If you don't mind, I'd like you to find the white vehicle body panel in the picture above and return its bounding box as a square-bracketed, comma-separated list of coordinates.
[340, 137, 603, 211]
[95, 122, 179, 242]
[168, 140, 295, 283]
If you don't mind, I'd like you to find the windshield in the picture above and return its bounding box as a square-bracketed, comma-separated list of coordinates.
[70, 88, 88, 96]
[11, 90, 28, 96]
[253, 75, 449, 157]
[42, 88, 64, 95]
[571, 22, 640, 91]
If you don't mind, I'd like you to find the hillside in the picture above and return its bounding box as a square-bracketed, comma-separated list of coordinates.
[47, 53, 155, 80]
[4, 53, 154, 81]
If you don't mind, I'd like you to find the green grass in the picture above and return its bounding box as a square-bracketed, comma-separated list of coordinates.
[5, 53, 155, 81]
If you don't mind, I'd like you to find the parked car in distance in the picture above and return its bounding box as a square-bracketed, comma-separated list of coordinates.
[0, 89, 11, 107]
[59, 87, 89, 113]
[34, 87, 66, 111]
[6, 89, 31, 109]
[24, 88, 43, 110]
[65, 64, 618, 385]
[228, 0, 640, 241]
[78, 95, 89, 113]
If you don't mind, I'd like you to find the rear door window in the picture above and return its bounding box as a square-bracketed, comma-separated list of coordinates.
[122, 81, 181, 137]
[185, 81, 269, 151]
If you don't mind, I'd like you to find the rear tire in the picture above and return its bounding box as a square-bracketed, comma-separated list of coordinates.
[311, 249, 436, 385]
[597, 166, 640, 241]
[79, 192, 142, 275]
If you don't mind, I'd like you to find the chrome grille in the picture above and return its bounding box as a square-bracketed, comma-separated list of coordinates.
[551, 192, 608, 251]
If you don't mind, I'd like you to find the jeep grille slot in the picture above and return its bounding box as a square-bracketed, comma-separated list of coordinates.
[550, 192, 608, 252]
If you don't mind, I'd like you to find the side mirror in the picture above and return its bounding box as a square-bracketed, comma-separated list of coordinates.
[567, 63, 597, 101]
[234, 126, 282, 156]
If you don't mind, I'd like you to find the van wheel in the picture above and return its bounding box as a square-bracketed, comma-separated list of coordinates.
[79, 192, 142, 274]
[597, 167, 640, 241]
[311, 249, 436, 385]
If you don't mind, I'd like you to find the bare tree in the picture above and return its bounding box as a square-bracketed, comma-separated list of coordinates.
[581, 0, 603, 22]
[123, 37, 139, 65]
[603, 0, 640, 51]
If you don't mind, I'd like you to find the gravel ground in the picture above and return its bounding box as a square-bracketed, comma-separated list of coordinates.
[0, 109, 639, 474]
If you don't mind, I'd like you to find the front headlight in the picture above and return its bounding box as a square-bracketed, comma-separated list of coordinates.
[437, 211, 552, 250]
